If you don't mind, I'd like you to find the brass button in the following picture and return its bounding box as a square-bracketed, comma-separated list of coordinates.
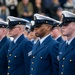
[14, 56, 16, 58]
[31, 68, 34, 70]
[62, 65, 64, 68]
[61, 72, 63, 74]
[32, 62, 34, 64]
[63, 58, 65, 60]
[40, 57, 43, 59]
[8, 60, 10, 63]
[8, 50, 10, 52]
[7, 72, 9, 75]
[8, 66, 10, 69]
[33, 56, 35, 58]
[9, 54, 11, 56]
[70, 60, 72, 62]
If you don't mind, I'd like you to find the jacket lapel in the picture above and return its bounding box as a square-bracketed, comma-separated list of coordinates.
[8, 43, 18, 54]
[59, 42, 66, 60]
[8, 34, 25, 54]
[57, 36, 64, 43]
[60, 38, 75, 61]
[0, 36, 7, 49]
[32, 43, 46, 55]
[32, 35, 51, 55]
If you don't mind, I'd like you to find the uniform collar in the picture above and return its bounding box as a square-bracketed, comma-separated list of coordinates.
[14, 34, 22, 43]
[0, 36, 7, 42]
[55, 35, 61, 40]
[66, 37, 75, 45]
[39, 34, 50, 44]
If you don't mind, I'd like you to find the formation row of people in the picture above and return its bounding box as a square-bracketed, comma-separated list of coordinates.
[0, 10, 75, 75]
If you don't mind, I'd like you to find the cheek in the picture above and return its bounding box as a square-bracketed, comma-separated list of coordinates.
[39, 28, 46, 34]
[68, 27, 74, 33]
[66, 25, 73, 31]
[13, 29, 19, 35]
[50, 31, 54, 36]
[9, 29, 17, 35]
[0, 30, 3, 35]
[0, 33, 2, 36]
[62, 26, 73, 34]
[35, 28, 40, 34]
[52, 30, 57, 35]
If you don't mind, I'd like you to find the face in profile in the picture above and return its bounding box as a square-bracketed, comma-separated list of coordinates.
[61, 22, 75, 37]
[8, 26, 20, 38]
[34, 24, 51, 38]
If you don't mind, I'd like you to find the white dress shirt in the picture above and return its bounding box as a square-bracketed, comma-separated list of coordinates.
[14, 35, 21, 43]
[66, 37, 75, 45]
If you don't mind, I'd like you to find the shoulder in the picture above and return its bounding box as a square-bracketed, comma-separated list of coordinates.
[59, 41, 65, 48]
[3, 38, 11, 49]
[5, 37, 11, 44]
[51, 38, 60, 47]
[22, 37, 33, 46]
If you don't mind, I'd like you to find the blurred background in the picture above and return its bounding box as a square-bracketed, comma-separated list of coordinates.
[0, 0, 75, 21]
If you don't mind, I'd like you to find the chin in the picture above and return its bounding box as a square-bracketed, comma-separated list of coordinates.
[35, 33, 38, 37]
[9, 34, 13, 37]
[36, 35, 39, 37]
[62, 33, 67, 36]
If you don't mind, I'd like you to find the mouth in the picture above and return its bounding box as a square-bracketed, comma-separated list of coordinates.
[35, 33, 38, 36]
[35, 32, 38, 35]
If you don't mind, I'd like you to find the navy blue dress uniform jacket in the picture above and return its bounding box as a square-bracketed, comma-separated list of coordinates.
[7, 34, 33, 75]
[0, 36, 11, 75]
[59, 38, 75, 75]
[57, 36, 64, 43]
[30, 35, 59, 75]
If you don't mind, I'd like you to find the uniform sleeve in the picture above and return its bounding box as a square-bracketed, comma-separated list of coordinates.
[23, 41, 33, 75]
[50, 42, 59, 75]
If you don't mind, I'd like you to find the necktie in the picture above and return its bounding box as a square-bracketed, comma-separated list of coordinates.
[36, 40, 40, 50]
[65, 43, 69, 51]
[8, 41, 15, 52]
[11, 41, 15, 48]
[66, 43, 69, 47]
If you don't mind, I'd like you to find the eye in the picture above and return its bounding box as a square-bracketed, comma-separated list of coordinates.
[35, 24, 42, 28]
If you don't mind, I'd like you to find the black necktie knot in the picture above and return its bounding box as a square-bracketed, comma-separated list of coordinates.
[65, 43, 69, 51]
[37, 40, 40, 46]
[66, 43, 69, 47]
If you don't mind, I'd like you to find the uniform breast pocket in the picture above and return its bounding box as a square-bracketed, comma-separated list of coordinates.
[0, 53, 6, 59]
[70, 57, 75, 62]
[0, 55, 4, 58]
[69, 56, 75, 71]
[13, 53, 21, 58]
[12, 53, 22, 65]
[39, 54, 49, 65]
[40, 54, 48, 60]
[0, 54, 6, 65]
[12, 50, 22, 58]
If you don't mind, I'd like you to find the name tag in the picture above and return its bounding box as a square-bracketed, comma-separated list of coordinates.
[57, 55, 60, 61]
[59, 52, 62, 54]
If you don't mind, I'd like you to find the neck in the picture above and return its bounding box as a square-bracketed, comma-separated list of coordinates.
[14, 33, 22, 39]
[55, 34, 61, 39]
[67, 33, 75, 41]
[40, 32, 50, 39]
